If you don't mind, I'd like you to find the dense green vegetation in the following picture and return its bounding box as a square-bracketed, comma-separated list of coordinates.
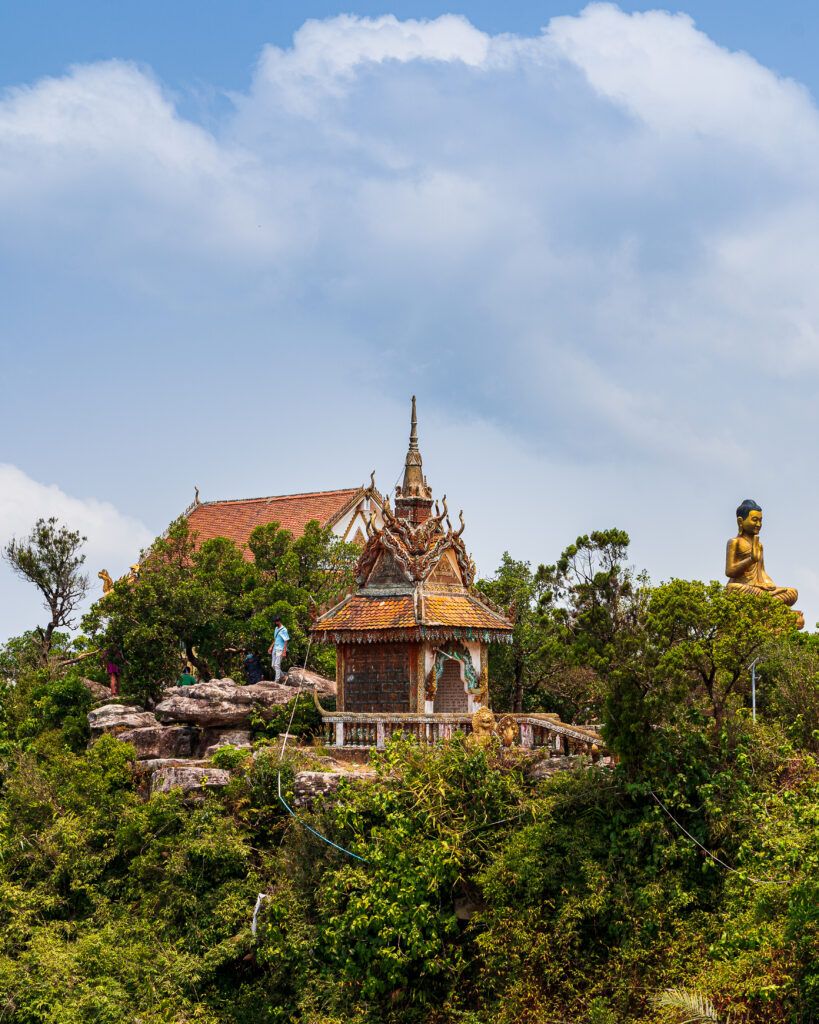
[0, 518, 817, 1022]
[83, 517, 359, 702]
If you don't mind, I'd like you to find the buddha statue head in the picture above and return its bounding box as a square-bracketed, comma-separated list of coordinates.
[736, 498, 763, 537]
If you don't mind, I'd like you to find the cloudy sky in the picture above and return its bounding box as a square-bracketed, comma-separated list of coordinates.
[3, 1, 819, 639]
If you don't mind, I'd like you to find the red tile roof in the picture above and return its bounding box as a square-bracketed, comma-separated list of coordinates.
[185, 488, 361, 557]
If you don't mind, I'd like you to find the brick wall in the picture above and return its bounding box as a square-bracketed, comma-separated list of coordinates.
[343, 642, 413, 712]
[433, 658, 468, 713]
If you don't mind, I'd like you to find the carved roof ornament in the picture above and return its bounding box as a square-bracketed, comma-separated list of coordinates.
[353, 398, 476, 589]
[396, 395, 433, 505]
[311, 396, 514, 644]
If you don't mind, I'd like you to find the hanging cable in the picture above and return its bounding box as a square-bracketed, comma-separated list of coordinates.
[650, 792, 781, 886]
[275, 636, 369, 863]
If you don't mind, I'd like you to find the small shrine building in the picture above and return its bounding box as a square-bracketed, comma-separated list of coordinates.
[311, 398, 513, 715]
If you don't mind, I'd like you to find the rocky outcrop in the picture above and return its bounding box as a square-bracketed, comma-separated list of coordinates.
[284, 667, 336, 696]
[292, 768, 376, 808]
[155, 678, 302, 728]
[200, 727, 252, 758]
[79, 677, 113, 701]
[525, 755, 579, 781]
[88, 670, 339, 797]
[150, 765, 231, 799]
[88, 704, 159, 738]
[118, 725, 195, 760]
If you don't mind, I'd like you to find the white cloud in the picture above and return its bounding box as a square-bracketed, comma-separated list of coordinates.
[2, 6, 819, 633]
[252, 14, 490, 114]
[548, 4, 819, 158]
[0, 465, 153, 640]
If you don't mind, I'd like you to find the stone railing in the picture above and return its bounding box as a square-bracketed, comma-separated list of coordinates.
[321, 713, 473, 750]
[319, 711, 602, 754]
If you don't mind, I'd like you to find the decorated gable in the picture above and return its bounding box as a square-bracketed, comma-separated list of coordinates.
[427, 549, 463, 587]
[366, 548, 411, 587]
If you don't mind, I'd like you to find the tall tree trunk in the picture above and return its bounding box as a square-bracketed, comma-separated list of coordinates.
[186, 642, 211, 681]
[513, 654, 525, 713]
[38, 621, 56, 665]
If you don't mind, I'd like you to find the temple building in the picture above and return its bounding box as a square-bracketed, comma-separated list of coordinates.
[311, 398, 513, 714]
[177, 484, 384, 559]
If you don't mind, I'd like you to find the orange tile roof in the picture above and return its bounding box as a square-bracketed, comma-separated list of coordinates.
[313, 592, 512, 635]
[315, 595, 417, 631]
[185, 489, 361, 557]
[423, 594, 512, 631]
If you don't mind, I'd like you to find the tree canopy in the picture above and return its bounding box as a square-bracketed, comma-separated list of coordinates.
[3, 517, 88, 661]
[82, 517, 359, 702]
[0, 513, 817, 1022]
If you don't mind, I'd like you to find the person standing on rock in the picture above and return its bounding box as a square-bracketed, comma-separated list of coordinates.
[268, 617, 289, 683]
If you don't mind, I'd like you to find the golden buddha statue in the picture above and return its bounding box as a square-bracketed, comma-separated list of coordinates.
[725, 499, 802, 625]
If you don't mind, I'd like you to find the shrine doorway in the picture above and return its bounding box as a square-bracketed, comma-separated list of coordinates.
[433, 658, 468, 713]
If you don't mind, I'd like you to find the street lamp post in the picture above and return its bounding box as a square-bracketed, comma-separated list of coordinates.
[749, 657, 760, 724]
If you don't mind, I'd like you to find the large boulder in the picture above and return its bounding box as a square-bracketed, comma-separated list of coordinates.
[117, 725, 195, 760]
[88, 704, 159, 738]
[284, 667, 336, 696]
[79, 677, 113, 701]
[200, 727, 253, 758]
[525, 755, 577, 781]
[292, 768, 375, 808]
[155, 678, 302, 728]
[150, 764, 231, 799]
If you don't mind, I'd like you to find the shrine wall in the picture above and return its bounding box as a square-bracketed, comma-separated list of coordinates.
[340, 642, 414, 713]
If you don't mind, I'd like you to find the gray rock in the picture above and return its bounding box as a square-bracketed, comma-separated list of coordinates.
[292, 769, 375, 808]
[150, 765, 231, 799]
[138, 757, 211, 771]
[525, 755, 577, 781]
[284, 667, 336, 696]
[200, 727, 253, 758]
[79, 677, 113, 701]
[88, 704, 158, 738]
[117, 725, 194, 760]
[155, 678, 301, 727]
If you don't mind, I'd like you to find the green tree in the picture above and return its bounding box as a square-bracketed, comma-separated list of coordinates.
[84, 517, 359, 702]
[757, 632, 819, 752]
[477, 554, 553, 712]
[605, 579, 798, 769]
[478, 530, 639, 718]
[3, 517, 89, 662]
[541, 528, 641, 676]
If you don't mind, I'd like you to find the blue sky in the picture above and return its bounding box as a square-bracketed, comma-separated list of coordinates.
[2, 1, 818, 97]
[3, 1, 819, 638]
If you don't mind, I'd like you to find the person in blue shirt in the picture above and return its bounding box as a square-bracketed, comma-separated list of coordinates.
[267, 617, 289, 683]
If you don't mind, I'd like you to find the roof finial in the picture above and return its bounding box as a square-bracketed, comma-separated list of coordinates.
[397, 395, 432, 504]
[409, 395, 419, 453]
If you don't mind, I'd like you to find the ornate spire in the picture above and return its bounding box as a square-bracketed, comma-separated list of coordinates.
[398, 396, 432, 499]
[396, 396, 433, 520]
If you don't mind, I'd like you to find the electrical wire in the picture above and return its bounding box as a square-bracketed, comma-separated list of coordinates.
[650, 791, 781, 886]
[275, 637, 369, 863]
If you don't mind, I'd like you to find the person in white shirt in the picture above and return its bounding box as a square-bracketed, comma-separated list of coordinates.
[267, 617, 290, 683]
